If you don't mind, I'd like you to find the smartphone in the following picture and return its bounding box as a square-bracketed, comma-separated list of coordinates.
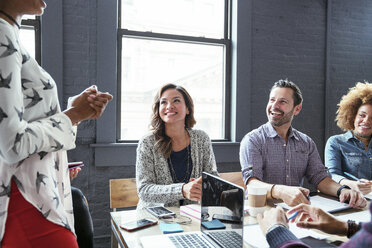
[120, 218, 157, 232]
[68, 161, 84, 170]
[146, 206, 176, 218]
[212, 214, 241, 223]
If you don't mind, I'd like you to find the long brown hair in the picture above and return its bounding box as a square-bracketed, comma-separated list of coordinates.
[151, 83, 196, 158]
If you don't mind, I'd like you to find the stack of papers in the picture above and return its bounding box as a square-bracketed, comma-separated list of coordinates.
[336, 209, 370, 223]
[180, 204, 201, 220]
[276, 195, 351, 213]
[364, 192, 372, 200]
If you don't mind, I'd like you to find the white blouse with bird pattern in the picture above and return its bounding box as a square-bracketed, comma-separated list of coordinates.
[0, 18, 77, 240]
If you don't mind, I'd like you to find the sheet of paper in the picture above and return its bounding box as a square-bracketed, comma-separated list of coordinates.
[276, 195, 351, 213]
[364, 192, 372, 200]
[243, 223, 328, 248]
[336, 209, 370, 223]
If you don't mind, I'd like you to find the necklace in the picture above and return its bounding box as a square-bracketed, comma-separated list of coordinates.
[0, 10, 20, 29]
[168, 145, 191, 183]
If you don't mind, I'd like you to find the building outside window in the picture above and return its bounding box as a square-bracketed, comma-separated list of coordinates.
[19, 15, 41, 63]
[118, 0, 231, 141]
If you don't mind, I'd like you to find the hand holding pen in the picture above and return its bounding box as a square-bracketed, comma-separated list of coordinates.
[286, 203, 348, 236]
[344, 172, 372, 195]
[287, 193, 310, 221]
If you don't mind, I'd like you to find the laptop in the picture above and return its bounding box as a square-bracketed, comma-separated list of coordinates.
[141, 172, 245, 248]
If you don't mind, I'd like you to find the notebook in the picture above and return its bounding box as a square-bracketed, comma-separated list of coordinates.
[141, 172, 245, 248]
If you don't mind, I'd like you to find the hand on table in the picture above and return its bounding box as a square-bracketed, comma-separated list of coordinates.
[355, 179, 372, 195]
[339, 188, 367, 208]
[273, 185, 310, 206]
[182, 177, 202, 201]
[257, 206, 288, 234]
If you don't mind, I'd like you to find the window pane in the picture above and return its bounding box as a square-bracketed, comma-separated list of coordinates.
[121, 0, 225, 39]
[22, 15, 35, 20]
[120, 37, 225, 140]
[19, 28, 35, 59]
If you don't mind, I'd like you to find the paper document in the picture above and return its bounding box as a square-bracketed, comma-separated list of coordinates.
[179, 204, 201, 220]
[276, 195, 351, 213]
[243, 223, 328, 248]
[364, 192, 372, 200]
[337, 209, 370, 223]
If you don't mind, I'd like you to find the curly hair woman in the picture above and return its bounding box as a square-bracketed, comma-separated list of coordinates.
[325, 82, 372, 195]
[135, 83, 218, 209]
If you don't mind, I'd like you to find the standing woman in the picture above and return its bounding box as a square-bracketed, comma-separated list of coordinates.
[325, 82, 372, 194]
[136, 83, 218, 209]
[0, 0, 113, 247]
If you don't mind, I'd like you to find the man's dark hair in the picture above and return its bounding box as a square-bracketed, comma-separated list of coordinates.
[271, 79, 303, 106]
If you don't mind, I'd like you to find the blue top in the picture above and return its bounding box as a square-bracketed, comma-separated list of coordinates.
[325, 131, 372, 183]
[168, 145, 193, 183]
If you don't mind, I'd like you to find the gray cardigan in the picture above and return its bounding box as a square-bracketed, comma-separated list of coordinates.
[135, 129, 218, 209]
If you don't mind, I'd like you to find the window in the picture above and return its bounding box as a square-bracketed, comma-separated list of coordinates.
[118, 0, 231, 141]
[19, 15, 41, 63]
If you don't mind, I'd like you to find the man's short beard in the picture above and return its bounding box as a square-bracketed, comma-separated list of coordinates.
[268, 108, 295, 127]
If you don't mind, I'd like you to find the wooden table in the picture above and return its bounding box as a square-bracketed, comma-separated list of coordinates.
[110, 201, 369, 248]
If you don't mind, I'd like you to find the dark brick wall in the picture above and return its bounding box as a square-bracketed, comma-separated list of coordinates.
[327, 0, 372, 136]
[56, 0, 372, 247]
[249, 0, 327, 151]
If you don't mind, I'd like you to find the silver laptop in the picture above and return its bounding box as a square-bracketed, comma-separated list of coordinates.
[141, 172, 244, 248]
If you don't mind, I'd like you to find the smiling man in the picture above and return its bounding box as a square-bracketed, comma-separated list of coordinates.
[240, 79, 367, 208]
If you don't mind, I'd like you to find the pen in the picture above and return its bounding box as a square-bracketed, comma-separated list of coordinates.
[288, 211, 298, 221]
[344, 172, 361, 182]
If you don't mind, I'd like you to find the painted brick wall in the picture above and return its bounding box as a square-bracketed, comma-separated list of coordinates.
[249, 0, 327, 151]
[58, 0, 372, 247]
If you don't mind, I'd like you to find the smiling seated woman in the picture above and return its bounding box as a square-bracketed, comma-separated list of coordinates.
[135, 83, 218, 209]
[325, 82, 372, 195]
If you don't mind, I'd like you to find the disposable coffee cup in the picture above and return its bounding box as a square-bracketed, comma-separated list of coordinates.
[246, 185, 267, 216]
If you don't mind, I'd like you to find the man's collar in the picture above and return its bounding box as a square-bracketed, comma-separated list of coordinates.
[265, 122, 298, 140]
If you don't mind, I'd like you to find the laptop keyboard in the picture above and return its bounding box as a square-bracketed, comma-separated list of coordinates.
[168, 231, 241, 248]
[208, 231, 242, 248]
[169, 233, 214, 248]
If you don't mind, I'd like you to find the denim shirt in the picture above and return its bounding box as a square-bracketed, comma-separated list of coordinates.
[325, 131, 372, 183]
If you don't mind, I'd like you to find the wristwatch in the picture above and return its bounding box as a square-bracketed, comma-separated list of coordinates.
[337, 185, 351, 198]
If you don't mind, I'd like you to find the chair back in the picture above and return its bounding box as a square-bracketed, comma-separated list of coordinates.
[109, 178, 139, 211]
[219, 172, 246, 189]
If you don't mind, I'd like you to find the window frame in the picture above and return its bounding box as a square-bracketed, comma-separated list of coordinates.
[21, 16, 41, 64]
[93, 0, 251, 167]
[116, 0, 232, 142]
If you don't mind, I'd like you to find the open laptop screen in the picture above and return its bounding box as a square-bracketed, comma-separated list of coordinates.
[201, 172, 244, 246]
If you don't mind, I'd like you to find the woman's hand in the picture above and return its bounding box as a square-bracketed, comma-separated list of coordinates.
[182, 176, 202, 201]
[355, 179, 372, 195]
[64, 85, 113, 125]
[287, 203, 348, 236]
[86, 90, 113, 119]
[342, 178, 372, 195]
[69, 167, 81, 181]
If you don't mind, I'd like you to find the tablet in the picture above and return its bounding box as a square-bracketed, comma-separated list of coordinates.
[146, 206, 176, 218]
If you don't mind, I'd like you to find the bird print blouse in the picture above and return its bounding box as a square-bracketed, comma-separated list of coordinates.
[0, 18, 77, 240]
